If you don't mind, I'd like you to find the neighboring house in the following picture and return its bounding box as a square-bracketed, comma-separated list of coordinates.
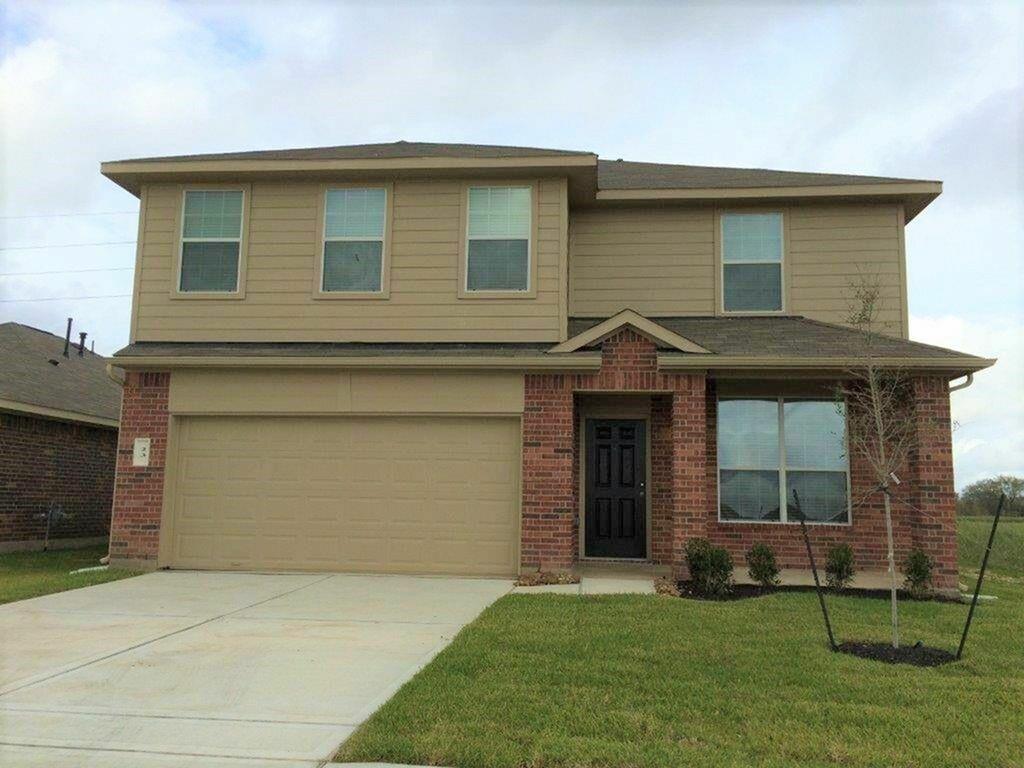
[0, 322, 122, 551]
[100, 142, 993, 590]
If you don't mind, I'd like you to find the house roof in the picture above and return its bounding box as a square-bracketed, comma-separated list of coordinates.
[101, 141, 941, 219]
[111, 316, 994, 377]
[0, 323, 122, 426]
[112, 141, 593, 164]
[596, 159, 935, 190]
[567, 315, 994, 372]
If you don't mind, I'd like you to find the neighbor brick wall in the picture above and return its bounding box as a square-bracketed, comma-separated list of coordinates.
[108, 371, 170, 565]
[0, 412, 117, 544]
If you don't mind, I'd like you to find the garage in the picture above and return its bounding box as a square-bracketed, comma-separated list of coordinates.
[164, 415, 521, 575]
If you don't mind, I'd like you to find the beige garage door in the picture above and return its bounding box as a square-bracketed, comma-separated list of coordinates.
[166, 416, 520, 575]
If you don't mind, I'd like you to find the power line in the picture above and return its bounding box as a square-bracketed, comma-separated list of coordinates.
[0, 240, 136, 251]
[0, 210, 136, 220]
[0, 294, 131, 303]
[0, 266, 134, 277]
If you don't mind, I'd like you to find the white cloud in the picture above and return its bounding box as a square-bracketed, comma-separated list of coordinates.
[1, 1, 1021, 483]
[911, 314, 1024, 488]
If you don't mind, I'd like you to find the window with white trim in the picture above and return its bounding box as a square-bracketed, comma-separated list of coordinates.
[179, 190, 244, 292]
[722, 212, 783, 312]
[466, 186, 531, 292]
[718, 398, 849, 523]
[322, 187, 387, 293]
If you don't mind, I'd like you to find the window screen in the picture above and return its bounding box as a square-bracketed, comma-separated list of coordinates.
[322, 188, 386, 292]
[722, 213, 783, 311]
[179, 190, 243, 292]
[717, 398, 849, 523]
[466, 186, 530, 292]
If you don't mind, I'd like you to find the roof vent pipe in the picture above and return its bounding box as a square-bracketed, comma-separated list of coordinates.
[63, 318, 72, 358]
[78, 332, 87, 356]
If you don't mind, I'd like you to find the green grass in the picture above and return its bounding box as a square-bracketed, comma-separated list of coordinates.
[337, 519, 1024, 768]
[0, 545, 139, 605]
[958, 515, 1024, 579]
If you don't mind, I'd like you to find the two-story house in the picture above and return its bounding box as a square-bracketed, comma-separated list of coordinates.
[101, 142, 993, 590]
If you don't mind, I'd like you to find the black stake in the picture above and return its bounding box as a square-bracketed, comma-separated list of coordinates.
[792, 490, 837, 651]
[956, 493, 1005, 661]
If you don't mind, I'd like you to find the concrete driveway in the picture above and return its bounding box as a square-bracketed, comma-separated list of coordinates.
[0, 571, 511, 767]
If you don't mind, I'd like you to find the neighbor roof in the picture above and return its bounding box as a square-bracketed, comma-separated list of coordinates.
[0, 323, 122, 425]
[567, 315, 993, 372]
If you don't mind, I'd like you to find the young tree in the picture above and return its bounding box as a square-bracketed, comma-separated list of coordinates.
[835, 275, 919, 648]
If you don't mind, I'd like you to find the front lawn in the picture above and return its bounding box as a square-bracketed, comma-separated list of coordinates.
[336, 519, 1024, 768]
[0, 545, 139, 605]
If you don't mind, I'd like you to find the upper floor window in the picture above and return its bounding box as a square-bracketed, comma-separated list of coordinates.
[721, 213, 783, 312]
[179, 190, 244, 292]
[466, 186, 531, 292]
[322, 187, 387, 293]
[718, 398, 849, 524]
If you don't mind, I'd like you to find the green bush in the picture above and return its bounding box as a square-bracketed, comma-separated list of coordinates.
[902, 548, 934, 598]
[685, 537, 734, 596]
[745, 543, 781, 588]
[825, 544, 855, 591]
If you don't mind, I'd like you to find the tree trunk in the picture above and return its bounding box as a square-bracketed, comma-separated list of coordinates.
[883, 489, 899, 648]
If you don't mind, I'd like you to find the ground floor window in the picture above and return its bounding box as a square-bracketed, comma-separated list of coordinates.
[717, 397, 850, 524]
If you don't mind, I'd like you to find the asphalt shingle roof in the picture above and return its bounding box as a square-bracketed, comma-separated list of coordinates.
[567, 315, 986, 361]
[0, 323, 122, 423]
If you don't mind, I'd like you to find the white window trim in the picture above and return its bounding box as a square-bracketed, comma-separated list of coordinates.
[716, 396, 852, 526]
[719, 211, 786, 315]
[463, 184, 533, 295]
[173, 186, 248, 299]
[319, 186, 389, 296]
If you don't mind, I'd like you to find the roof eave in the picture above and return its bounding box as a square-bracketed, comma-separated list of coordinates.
[657, 353, 996, 377]
[595, 182, 942, 220]
[110, 353, 603, 372]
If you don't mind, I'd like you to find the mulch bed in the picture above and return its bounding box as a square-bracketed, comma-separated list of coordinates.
[836, 641, 956, 667]
[674, 581, 960, 603]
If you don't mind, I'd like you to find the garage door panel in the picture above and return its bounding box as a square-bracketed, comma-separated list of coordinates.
[168, 416, 519, 575]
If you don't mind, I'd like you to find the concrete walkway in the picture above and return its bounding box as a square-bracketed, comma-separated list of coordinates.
[0, 571, 511, 767]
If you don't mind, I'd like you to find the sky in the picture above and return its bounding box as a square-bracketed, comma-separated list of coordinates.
[1, 0, 1021, 489]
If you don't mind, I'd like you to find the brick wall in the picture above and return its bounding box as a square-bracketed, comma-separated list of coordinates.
[0, 412, 117, 544]
[108, 371, 170, 566]
[522, 329, 707, 574]
[523, 330, 959, 589]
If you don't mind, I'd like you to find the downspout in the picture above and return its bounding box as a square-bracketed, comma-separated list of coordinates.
[949, 373, 974, 393]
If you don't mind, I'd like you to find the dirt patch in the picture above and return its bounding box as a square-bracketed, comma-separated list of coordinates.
[515, 571, 580, 587]
[673, 582, 960, 603]
[837, 641, 956, 667]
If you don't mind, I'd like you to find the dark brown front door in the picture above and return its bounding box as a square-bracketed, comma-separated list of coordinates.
[585, 419, 646, 559]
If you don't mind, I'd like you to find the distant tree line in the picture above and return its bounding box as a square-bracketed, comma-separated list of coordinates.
[956, 475, 1024, 517]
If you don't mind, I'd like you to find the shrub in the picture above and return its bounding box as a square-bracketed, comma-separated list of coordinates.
[745, 543, 781, 588]
[685, 537, 734, 596]
[825, 544, 856, 591]
[902, 548, 934, 598]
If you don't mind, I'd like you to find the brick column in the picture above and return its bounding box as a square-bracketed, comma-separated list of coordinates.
[520, 374, 575, 572]
[109, 371, 170, 569]
[670, 374, 707, 576]
[910, 376, 958, 590]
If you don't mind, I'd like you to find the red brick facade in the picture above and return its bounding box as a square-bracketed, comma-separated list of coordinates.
[0, 411, 117, 546]
[521, 330, 959, 589]
[108, 371, 170, 565]
[109, 342, 958, 588]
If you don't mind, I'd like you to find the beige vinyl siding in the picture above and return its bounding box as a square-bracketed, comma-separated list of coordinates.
[569, 207, 716, 317]
[568, 202, 907, 337]
[133, 178, 567, 343]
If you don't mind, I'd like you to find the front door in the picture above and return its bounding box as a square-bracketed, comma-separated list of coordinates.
[585, 419, 646, 559]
